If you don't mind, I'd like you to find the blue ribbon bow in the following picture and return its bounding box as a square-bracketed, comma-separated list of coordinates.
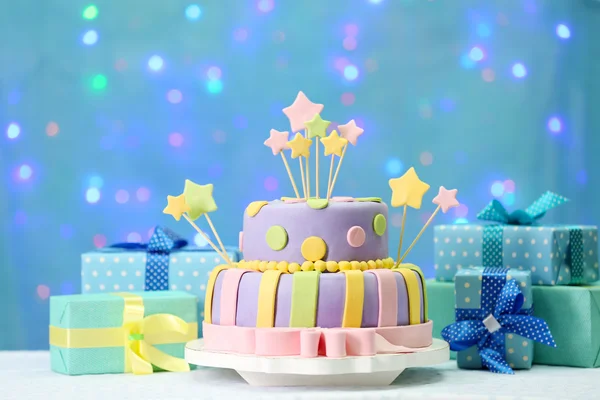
[477, 191, 569, 226]
[441, 268, 556, 374]
[111, 226, 187, 291]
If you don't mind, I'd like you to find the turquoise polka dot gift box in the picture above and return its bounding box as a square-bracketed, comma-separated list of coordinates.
[442, 267, 556, 374]
[434, 192, 598, 286]
[80, 226, 241, 336]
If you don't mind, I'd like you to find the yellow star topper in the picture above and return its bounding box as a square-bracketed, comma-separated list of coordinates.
[162, 194, 191, 221]
[287, 132, 313, 158]
[389, 167, 430, 209]
[321, 130, 348, 157]
[305, 113, 331, 139]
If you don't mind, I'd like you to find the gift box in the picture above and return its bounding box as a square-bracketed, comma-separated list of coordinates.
[441, 267, 556, 374]
[434, 192, 598, 285]
[430, 280, 600, 368]
[81, 226, 241, 336]
[50, 291, 197, 375]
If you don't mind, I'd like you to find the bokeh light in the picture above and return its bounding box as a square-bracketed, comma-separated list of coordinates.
[17, 164, 33, 181]
[194, 232, 209, 247]
[82, 30, 98, 46]
[37, 285, 50, 300]
[60, 224, 74, 239]
[512, 63, 527, 78]
[454, 204, 469, 218]
[136, 187, 151, 202]
[185, 4, 202, 21]
[257, 0, 274, 13]
[440, 98, 456, 112]
[343, 65, 359, 81]
[460, 54, 475, 69]
[82, 5, 98, 20]
[91, 74, 107, 90]
[6, 123, 20, 139]
[482, 68, 495, 82]
[46, 121, 59, 137]
[147, 55, 164, 72]
[115, 189, 130, 204]
[368, 0, 384, 4]
[86, 187, 101, 204]
[490, 181, 504, 197]
[476, 23, 491, 38]
[504, 179, 515, 193]
[264, 176, 278, 191]
[115, 59, 128, 71]
[166, 89, 183, 104]
[345, 24, 359, 36]
[502, 192, 516, 206]
[233, 28, 249, 42]
[207, 66, 222, 80]
[213, 130, 227, 143]
[547, 116, 563, 134]
[127, 232, 142, 243]
[556, 24, 571, 39]
[419, 151, 433, 166]
[169, 132, 184, 147]
[341, 92, 355, 106]
[207, 80, 223, 94]
[469, 46, 485, 62]
[454, 218, 469, 224]
[343, 37, 357, 51]
[88, 175, 104, 188]
[93, 234, 107, 248]
[385, 157, 403, 176]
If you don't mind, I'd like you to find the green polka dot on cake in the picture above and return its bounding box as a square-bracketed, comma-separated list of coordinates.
[373, 214, 387, 236]
[266, 225, 288, 251]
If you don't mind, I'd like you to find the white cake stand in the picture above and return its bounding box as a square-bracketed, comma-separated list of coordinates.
[185, 338, 449, 387]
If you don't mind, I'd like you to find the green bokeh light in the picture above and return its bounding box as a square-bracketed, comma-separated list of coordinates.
[83, 5, 98, 20]
[91, 74, 107, 90]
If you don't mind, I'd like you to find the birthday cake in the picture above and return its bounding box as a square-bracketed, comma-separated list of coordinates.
[164, 91, 460, 359]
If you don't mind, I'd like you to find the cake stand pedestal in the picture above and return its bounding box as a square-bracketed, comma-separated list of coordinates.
[185, 338, 449, 387]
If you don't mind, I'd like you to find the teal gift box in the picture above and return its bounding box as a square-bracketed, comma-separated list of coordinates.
[434, 192, 598, 285]
[451, 268, 535, 371]
[81, 227, 241, 336]
[50, 291, 197, 375]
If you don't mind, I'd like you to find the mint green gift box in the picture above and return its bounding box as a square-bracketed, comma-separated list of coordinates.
[429, 280, 600, 368]
[50, 291, 197, 375]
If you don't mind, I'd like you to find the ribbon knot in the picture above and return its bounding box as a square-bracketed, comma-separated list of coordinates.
[477, 191, 568, 226]
[441, 275, 556, 374]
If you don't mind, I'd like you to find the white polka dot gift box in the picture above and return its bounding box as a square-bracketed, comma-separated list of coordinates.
[441, 267, 556, 374]
[81, 226, 241, 336]
[434, 192, 598, 286]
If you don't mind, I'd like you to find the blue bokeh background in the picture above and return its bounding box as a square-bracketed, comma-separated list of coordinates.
[3, 0, 599, 350]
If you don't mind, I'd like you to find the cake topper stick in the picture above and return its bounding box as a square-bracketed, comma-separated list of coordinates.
[305, 131, 310, 198]
[183, 179, 233, 265]
[264, 129, 300, 198]
[329, 120, 364, 199]
[321, 130, 348, 200]
[388, 167, 431, 267]
[299, 156, 307, 199]
[399, 187, 459, 263]
[305, 114, 331, 199]
[287, 133, 313, 200]
[163, 193, 230, 265]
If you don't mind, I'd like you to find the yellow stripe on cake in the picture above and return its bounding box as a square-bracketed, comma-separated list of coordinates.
[256, 270, 283, 328]
[341, 270, 364, 328]
[393, 268, 421, 325]
[289, 271, 320, 328]
[204, 265, 231, 324]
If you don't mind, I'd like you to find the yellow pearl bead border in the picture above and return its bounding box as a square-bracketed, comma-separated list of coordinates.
[232, 257, 396, 273]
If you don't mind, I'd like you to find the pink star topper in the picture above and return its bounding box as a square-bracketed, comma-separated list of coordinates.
[282, 91, 324, 133]
[264, 129, 290, 155]
[338, 119, 364, 146]
[432, 186, 460, 213]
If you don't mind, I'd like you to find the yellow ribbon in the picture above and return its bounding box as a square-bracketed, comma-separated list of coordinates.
[49, 293, 196, 375]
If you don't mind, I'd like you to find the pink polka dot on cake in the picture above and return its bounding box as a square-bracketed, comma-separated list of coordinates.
[347, 226, 366, 247]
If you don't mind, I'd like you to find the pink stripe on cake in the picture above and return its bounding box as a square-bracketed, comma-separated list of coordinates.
[219, 269, 252, 326]
[366, 269, 398, 327]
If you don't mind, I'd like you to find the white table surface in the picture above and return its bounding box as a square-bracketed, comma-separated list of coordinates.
[2, 351, 598, 400]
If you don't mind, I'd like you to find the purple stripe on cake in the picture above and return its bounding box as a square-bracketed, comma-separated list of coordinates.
[316, 274, 345, 328]
[361, 272, 379, 328]
[394, 273, 409, 326]
[211, 270, 227, 325]
[274, 274, 293, 327]
[235, 272, 262, 327]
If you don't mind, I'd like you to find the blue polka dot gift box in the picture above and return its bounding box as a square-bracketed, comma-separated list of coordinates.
[434, 192, 598, 286]
[81, 226, 241, 336]
[442, 267, 556, 374]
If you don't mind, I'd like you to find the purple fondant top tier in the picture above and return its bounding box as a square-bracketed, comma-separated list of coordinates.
[242, 200, 388, 263]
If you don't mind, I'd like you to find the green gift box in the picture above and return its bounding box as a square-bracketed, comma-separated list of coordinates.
[430, 280, 600, 368]
[50, 291, 198, 375]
